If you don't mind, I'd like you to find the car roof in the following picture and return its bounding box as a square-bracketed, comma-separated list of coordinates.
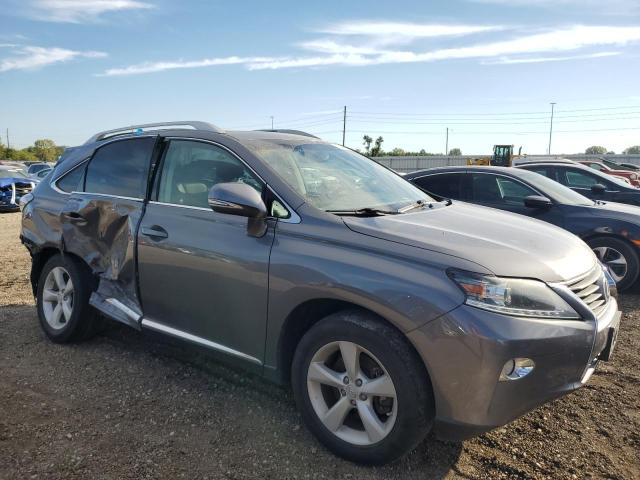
[405, 165, 531, 178]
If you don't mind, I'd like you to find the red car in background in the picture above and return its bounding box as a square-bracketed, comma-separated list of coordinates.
[578, 160, 640, 187]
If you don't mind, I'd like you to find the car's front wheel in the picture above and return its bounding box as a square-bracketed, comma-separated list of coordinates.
[36, 254, 101, 343]
[292, 310, 434, 465]
[588, 237, 639, 292]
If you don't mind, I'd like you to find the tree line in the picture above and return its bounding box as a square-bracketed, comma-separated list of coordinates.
[585, 145, 640, 155]
[0, 139, 65, 162]
[361, 135, 462, 157]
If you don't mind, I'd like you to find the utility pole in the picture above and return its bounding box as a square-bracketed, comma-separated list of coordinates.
[6, 128, 9, 150]
[270, 116, 274, 130]
[342, 106, 347, 146]
[548, 102, 556, 155]
[445, 127, 449, 156]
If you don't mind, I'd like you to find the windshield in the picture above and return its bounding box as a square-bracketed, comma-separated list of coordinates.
[516, 169, 594, 206]
[0, 169, 27, 179]
[245, 140, 433, 212]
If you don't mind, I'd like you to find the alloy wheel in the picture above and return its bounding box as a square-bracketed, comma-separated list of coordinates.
[42, 266, 74, 330]
[306, 341, 397, 446]
[592, 246, 628, 283]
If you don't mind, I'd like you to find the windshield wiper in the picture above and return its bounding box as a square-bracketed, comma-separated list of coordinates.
[327, 207, 399, 217]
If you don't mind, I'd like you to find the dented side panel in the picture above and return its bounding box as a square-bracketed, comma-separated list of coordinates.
[60, 193, 145, 328]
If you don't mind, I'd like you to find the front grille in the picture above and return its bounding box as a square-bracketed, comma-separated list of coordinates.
[565, 266, 609, 318]
[14, 182, 33, 197]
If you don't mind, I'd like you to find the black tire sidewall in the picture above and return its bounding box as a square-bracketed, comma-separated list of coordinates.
[588, 237, 639, 291]
[36, 254, 94, 343]
[292, 311, 433, 465]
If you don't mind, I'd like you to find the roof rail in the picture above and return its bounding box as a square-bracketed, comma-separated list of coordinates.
[255, 129, 320, 139]
[85, 121, 224, 144]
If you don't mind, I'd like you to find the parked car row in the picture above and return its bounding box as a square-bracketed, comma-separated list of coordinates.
[20, 122, 621, 465]
[406, 165, 640, 290]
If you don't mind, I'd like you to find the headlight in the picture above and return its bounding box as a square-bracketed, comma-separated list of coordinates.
[448, 269, 580, 319]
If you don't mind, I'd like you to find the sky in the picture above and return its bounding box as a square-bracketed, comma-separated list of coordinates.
[1, 0, 639, 155]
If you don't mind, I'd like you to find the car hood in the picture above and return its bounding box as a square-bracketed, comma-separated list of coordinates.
[343, 202, 596, 282]
[592, 200, 640, 219]
[0, 177, 33, 187]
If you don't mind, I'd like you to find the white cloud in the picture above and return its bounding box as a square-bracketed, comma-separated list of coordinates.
[469, 0, 638, 13]
[322, 22, 503, 38]
[0, 46, 107, 72]
[24, 0, 154, 23]
[483, 51, 622, 65]
[98, 24, 640, 75]
[98, 56, 283, 76]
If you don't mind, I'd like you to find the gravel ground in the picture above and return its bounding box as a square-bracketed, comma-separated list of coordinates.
[1, 211, 639, 479]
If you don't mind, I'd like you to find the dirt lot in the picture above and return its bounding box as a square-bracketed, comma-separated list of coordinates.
[1, 211, 639, 480]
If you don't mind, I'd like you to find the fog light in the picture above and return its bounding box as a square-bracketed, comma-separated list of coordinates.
[499, 358, 535, 381]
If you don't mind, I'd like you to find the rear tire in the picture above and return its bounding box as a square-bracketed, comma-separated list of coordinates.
[291, 310, 434, 465]
[587, 237, 639, 292]
[36, 254, 101, 343]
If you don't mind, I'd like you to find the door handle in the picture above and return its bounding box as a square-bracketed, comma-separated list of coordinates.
[140, 225, 168, 239]
[62, 211, 87, 224]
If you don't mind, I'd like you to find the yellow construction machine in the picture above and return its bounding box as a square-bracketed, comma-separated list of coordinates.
[467, 145, 522, 167]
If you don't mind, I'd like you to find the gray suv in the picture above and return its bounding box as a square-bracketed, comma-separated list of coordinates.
[20, 121, 621, 465]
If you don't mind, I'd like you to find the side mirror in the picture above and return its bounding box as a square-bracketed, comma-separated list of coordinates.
[524, 195, 552, 209]
[591, 183, 606, 194]
[208, 183, 268, 237]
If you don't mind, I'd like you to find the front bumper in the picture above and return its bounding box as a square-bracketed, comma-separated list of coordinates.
[407, 297, 620, 441]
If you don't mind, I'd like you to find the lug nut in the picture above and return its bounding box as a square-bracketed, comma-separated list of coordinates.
[343, 376, 349, 384]
[355, 379, 363, 387]
[350, 399, 356, 406]
[340, 389, 346, 396]
[359, 393, 367, 401]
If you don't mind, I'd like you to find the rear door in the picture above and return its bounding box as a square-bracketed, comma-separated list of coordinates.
[59, 136, 158, 327]
[136, 139, 274, 366]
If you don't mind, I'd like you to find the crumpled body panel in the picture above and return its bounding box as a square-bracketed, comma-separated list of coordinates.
[60, 194, 143, 328]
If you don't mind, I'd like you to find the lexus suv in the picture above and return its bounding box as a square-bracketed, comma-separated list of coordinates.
[20, 121, 620, 465]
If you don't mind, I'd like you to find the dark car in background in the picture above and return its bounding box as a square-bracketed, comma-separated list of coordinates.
[0, 166, 36, 212]
[406, 165, 640, 290]
[27, 162, 52, 176]
[517, 161, 640, 207]
[20, 121, 620, 464]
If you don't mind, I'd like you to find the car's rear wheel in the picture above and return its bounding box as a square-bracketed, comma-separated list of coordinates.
[588, 237, 639, 292]
[291, 310, 434, 465]
[37, 254, 101, 343]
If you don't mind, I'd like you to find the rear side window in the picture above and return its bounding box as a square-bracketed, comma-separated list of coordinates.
[56, 162, 86, 193]
[524, 166, 552, 179]
[85, 138, 155, 198]
[413, 173, 463, 199]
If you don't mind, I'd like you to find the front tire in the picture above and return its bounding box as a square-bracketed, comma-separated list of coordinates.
[291, 310, 434, 465]
[36, 254, 101, 343]
[588, 237, 639, 292]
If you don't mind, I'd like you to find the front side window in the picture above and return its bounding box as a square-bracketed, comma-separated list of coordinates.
[413, 173, 463, 200]
[244, 141, 433, 212]
[565, 169, 603, 188]
[85, 137, 155, 198]
[157, 140, 262, 209]
[471, 174, 536, 205]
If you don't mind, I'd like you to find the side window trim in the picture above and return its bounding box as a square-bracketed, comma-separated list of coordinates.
[156, 137, 301, 223]
[51, 158, 89, 195]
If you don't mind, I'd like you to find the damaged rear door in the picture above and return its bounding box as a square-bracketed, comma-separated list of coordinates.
[59, 136, 158, 328]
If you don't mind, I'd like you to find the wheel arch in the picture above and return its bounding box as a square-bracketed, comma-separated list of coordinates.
[30, 247, 92, 296]
[275, 298, 433, 389]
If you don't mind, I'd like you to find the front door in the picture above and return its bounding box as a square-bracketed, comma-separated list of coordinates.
[469, 172, 564, 227]
[137, 139, 274, 365]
